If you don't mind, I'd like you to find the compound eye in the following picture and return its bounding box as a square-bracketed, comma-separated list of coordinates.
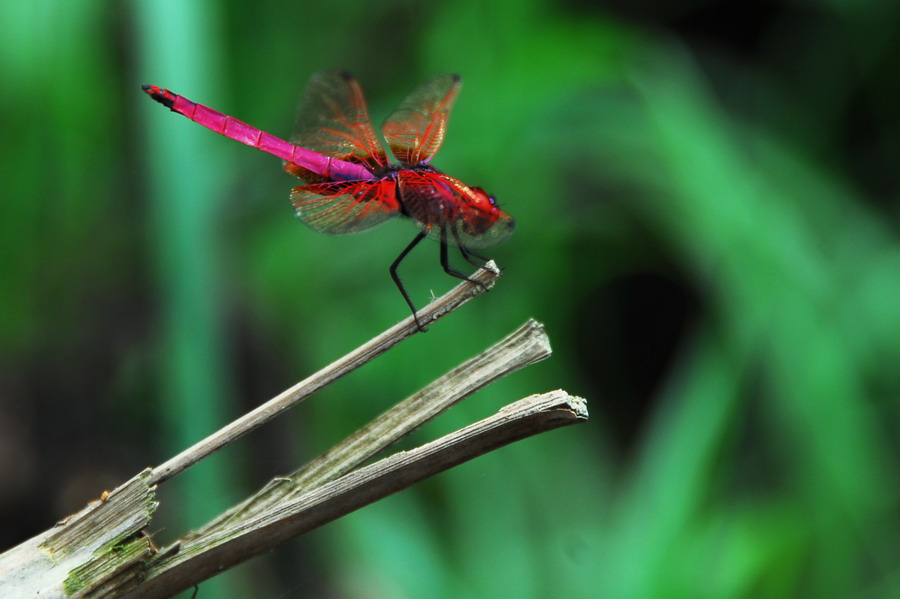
[469, 186, 495, 206]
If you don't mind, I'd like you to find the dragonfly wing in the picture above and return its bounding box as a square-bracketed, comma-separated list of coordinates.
[291, 179, 400, 234]
[289, 71, 388, 176]
[449, 207, 515, 249]
[382, 74, 460, 166]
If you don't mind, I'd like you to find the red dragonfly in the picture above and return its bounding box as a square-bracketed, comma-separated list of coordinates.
[142, 71, 514, 330]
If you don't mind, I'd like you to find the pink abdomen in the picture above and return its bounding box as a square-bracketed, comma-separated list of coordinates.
[142, 84, 374, 182]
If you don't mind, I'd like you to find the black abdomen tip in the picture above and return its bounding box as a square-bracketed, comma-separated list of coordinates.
[141, 83, 175, 109]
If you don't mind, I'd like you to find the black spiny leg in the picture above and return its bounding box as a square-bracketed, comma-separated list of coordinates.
[450, 224, 490, 269]
[440, 227, 488, 292]
[391, 231, 429, 331]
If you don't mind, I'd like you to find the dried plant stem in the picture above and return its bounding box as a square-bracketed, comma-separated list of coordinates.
[0, 262, 592, 599]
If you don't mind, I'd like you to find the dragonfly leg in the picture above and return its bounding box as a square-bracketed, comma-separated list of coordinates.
[391, 231, 429, 331]
[440, 228, 488, 291]
[450, 224, 490, 268]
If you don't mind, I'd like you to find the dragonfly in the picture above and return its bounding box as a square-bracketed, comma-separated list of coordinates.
[142, 71, 514, 330]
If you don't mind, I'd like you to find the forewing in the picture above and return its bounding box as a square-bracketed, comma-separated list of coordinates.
[291, 179, 399, 235]
[290, 71, 388, 172]
[382, 74, 460, 166]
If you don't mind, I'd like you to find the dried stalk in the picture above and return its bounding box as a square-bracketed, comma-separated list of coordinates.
[0, 262, 590, 599]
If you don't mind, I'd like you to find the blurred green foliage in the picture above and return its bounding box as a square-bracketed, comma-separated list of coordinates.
[2, 0, 899, 597]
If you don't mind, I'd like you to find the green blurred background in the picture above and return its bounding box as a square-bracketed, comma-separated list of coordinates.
[2, 0, 899, 597]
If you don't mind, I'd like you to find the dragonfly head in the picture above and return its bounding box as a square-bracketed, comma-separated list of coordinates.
[461, 186, 515, 247]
